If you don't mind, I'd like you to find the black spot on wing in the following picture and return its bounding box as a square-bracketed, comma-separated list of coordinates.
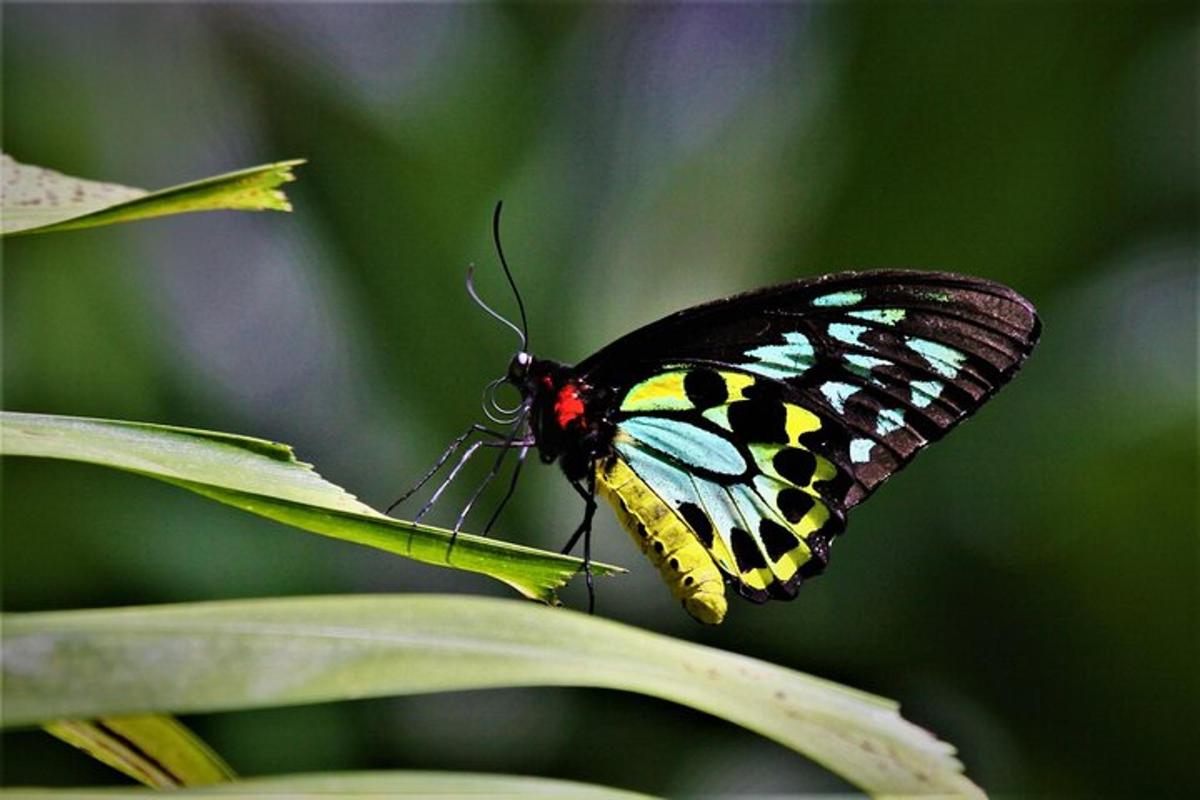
[728, 400, 788, 444]
[815, 469, 855, 504]
[776, 488, 814, 524]
[730, 527, 767, 572]
[795, 421, 856, 508]
[677, 501, 714, 548]
[797, 426, 832, 451]
[759, 518, 798, 563]
[773, 447, 816, 486]
[683, 368, 727, 409]
[741, 380, 784, 401]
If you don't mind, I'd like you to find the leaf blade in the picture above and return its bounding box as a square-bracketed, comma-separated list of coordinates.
[0, 411, 620, 603]
[1, 154, 302, 236]
[44, 716, 235, 788]
[0, 770, 655, 798]
[1, 595, 983, 797]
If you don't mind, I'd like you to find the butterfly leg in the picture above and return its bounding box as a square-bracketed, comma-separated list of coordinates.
[453, 428, 535, 536]
[560, 474, 598, 614]
[387, 423, 508, 514]
[483, 444, 531, 536]
[412, 437, 516, 524]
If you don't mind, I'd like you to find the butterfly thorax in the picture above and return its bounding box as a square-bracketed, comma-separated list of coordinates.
[510, 355, 616, 482]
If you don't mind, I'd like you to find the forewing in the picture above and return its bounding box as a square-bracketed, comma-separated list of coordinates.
[581, 270, 1041, 507]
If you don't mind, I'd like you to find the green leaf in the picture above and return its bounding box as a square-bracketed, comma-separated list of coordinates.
[0, 595, 983, 797]
[1, 770, 654, 799]
[1, 154, 303, 236]
[0, 411, 621, 603]
[44, 716, 235, 788]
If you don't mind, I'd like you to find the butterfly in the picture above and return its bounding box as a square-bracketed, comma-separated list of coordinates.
[395, 205, 1041, 624]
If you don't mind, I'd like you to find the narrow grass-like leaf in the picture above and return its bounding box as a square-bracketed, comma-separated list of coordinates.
[0, 595, 983, 797]
[1, 770, 654, 799]
[44, 716, 235, 788]
[1, 154, 302, 236]
[0, 412, 620, 603]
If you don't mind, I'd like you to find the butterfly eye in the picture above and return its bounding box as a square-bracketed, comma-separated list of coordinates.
[507, 351, 533, 384]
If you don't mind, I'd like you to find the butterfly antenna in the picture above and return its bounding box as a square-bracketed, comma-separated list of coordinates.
[492, 201, 530, 350]
[466, 266, 526, 348]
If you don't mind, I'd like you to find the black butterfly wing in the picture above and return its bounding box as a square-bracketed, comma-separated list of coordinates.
[580, 270, 1042, 509]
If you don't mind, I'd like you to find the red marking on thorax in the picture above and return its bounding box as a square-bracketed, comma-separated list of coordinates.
[554, 383, 587, 429]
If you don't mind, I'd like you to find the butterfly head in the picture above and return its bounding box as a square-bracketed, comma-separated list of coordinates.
[506, 350, 534, 387]
[493, 349, 544, 422]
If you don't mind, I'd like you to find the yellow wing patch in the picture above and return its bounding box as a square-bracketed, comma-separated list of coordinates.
[620, 369, 760, 414]
[772, 548, 810, 583]
[620, 371, 690, 412]
[596, 457, 728, 624]
[722, 371, 755, 400]
[785, 405, 822, 443]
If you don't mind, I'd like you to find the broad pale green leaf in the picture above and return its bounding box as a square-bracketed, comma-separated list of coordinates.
[1, 770, 654, 799]
[45, 716, 235, 788]
[1, 154, 302, 236]
[0, 595, 983, 797]
[0, 411, 620, 603]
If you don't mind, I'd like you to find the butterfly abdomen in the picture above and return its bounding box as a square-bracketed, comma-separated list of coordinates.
[595, 457, 728, 625]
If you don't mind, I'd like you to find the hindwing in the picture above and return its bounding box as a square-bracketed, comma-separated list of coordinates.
[610, 367, 849, 603]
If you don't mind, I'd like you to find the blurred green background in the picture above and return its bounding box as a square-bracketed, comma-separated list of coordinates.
[3, 2, 1196, 796]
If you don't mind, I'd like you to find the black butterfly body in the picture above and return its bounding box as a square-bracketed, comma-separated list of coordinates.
[496, 270, 1040, 624]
